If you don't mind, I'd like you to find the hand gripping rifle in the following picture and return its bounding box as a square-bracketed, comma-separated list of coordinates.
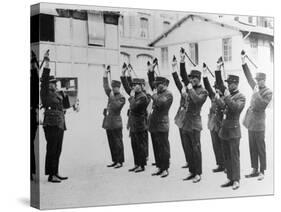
[241, 50, 258, 69]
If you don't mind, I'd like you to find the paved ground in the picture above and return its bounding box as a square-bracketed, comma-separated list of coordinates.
[34, 85, 274, 210]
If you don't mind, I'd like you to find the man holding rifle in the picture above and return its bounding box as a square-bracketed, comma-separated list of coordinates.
[40, 50, 70, 183]
[177, 48, 208, 183]
[241, 50, 272, 181]
[216, 70, 246, 190]
[148, 59, 173, 178]
[202, 59, 225, 173]
[120, 63, 150, 173]
[102, 65, 126, 169]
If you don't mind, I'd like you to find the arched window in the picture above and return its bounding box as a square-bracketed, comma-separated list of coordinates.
[120, 52, 130, 66]
[140, 17, 149, 38]
[136, 54, 153, 74]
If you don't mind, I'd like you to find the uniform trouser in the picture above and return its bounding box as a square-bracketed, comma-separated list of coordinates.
[106, 129, 124, 164]
[182, 130, 202, 175]
[30, 115, 37, 175]
[150, 132, 170, 170]
[43, 126, 64, 175]
[210, 130, 225, 167]
[179, 128, 189, 163]
[248, 130, 266, 172]
[222, 138, 240, 181]
[130, 131, 148, 167]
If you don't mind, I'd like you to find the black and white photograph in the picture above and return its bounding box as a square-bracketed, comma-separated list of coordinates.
[29, 2, 274, 210]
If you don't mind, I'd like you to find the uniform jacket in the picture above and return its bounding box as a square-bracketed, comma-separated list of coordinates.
[147, 71, 173, 132]
[120, 76, 150, 132]
[182, 85, 208, 132]
[102, 77, 126, 130]
[218, 90, 246, 140]
[203, 73, 224, 132]
[40, 68, 66, 130]
[242, 64, 272, 131]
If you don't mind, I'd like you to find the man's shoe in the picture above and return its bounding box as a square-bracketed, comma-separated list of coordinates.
[160, 170, 169, 178]
[181, 163, 189, 169]
[48, 175, 61, 183]
[152, 169, 162, 176]
[183, 174, 196, 181]
[128, 166, 138, 172]
[192, 175, 201, 183]
[114, 163, 123, 169]
[212, 166, 225, 173]
[232, 181, 240, 190]
[107, 162, 117, 167]
[257, 173, 265, 181]
[135, 166, 145, 173]
[55, 174, 68, 180]
[245, 171, 259, 178]
[221, 180, 233, 187]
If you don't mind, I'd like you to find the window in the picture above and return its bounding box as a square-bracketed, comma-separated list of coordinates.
[137, 54, 153, 74]
[189, 43, 199, 65]
[56, 77, 78, 107]
[248, 16, 253, 24]
[120, 52, 130, 65]
[163, 21, 170, 32]
[119, 16, 125, 37]
[222, 38, 232, 62]
[87, 11, 105, 46]
[140, 17, 149, 38]
[234, 16, 239, 21]
[161, 47, 169, 69]
[250, 37, 258, 60]
[31, 14, 55, 43]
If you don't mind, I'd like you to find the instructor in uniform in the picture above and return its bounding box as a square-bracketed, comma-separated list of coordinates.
[103, 65, 126, 169]
[241, 51, 272, 181]
[217, 74, 246, 190]
[148, 61, 173, 178]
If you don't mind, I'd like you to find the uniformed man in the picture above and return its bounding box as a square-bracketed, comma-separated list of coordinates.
[202, 61, 225, 173]
[148, 61, 173, 178]
[241, 53, 273, 181]
[30, 51, 39, 181]
[120, 63, 150, 173]
[103, 65, 126, 169]
[171, 55, 189, 169]
[217, 75, 246, 190]
[40, 51, 70, 183]
[178, 56, 208, 183]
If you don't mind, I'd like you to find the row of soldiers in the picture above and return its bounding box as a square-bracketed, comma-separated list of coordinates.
[102, 48, 272, 190]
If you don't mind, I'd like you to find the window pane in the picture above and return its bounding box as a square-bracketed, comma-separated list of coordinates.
[222, 38, 232, 62]
[140, 17, 149, 38]
[87, 11, 105, 46]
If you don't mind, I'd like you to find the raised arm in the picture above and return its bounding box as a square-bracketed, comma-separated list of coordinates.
[179, 61, 189, 86]
[120, 63, 132, 96]
[40, 53, 51, 107]
[103, 65, 111, 97]
[242, 63, 256, 90]
[147, 61, 156, 91]
[171, 56, 183, 93]
[202, 63, 215, 99]
[241, 51, 256, 90]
